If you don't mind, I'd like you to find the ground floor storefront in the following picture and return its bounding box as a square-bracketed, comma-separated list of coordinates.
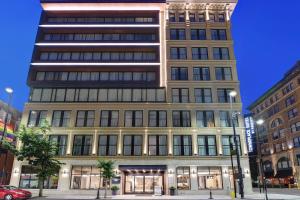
[10, 159, 253, 195]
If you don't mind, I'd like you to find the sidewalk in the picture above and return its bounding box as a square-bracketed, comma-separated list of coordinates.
[31, 192, 300, 200]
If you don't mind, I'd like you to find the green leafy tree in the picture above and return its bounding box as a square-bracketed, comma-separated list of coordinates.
[4, 122, 64, 197]
[96, 159, 115, 199]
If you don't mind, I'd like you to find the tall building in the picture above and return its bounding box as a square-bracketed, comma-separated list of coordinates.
[248, 61, 300, 187]
[0, 100, 21, 185]
[10, 0, 252, 195]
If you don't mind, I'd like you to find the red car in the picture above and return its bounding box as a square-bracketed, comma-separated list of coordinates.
[0, 185, 32, 200]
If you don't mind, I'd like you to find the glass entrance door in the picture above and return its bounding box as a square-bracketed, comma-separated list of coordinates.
[124, 174, 164, 194]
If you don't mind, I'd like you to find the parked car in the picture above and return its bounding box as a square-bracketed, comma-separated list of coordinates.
[0, 185, 32, 200]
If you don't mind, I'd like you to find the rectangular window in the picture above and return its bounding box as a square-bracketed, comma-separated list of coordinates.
[49, 135, 68, 156]
[291, 122, 300, 133]
[173, 135, 192, 156]
[51, 110, 71, 127]
[286, 95, 296, 107]
[98, 135, 118, 156]
[72, 135, 92, 156]
[197, 136, 217, 156]
[222, 135, 241, 156]
[189, 13, 196, 22]
[194, 88, 212, 103]
[148, 135, 167, 156]
[172, 111, 191, 127]
[172, 88, 189, 103]
[198, 13, 205, 22]
[178, 12, 185, 22]
[123, 135, 143, 156]
[171, 67, 188, 80]
[148, 111, 167, 127]
[197, 167, 222, 189]
[288, 108, 298, 119]
[19, 166, 58, 189]
[27, 110, 47, 127]
[71, 166, 107, 189]
[219, 111, 238, 127]
[213, 47, 230, 60]
[211, 29, 227, 40]
[100, 110, 119, 127]
[176, 167, 190, 190]
[215, 67, 232, 80]
[170, 47, 187, 60]
[170, 29, 186, 40]
[169, 12, 175, 22]
[217, 88, 236, 103]
[191, 29, 206, 40]
[192, 47, 208, 60]
[196, 111, 215, 127]
[294, 137, 300, 148]
[76, 111, 95, 127]
[193, 67, 210, 81]
[124, 111, 143, 127]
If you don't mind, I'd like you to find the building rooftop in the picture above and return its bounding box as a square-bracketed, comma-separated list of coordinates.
[247, 60, 300, 110]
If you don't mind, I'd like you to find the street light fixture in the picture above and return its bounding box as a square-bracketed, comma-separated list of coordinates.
[229, 90, 244, 199]
[255, 119, 268, 200]
[0, 87, 14, 185]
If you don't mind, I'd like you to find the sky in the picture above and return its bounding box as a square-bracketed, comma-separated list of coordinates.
[0, 0, 300, 112]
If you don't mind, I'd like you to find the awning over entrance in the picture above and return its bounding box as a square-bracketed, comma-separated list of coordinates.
[275, 168, 293, 178]
[119, 165, 167, 172]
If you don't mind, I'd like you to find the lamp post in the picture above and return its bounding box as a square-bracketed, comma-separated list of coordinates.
[229, 90, 244, 199]
[255, 119, 268, 200]
[0, 87, 13, 184]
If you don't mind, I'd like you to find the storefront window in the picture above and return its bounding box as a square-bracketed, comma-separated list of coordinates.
[176, 167, 190, 190]
[19, 165, 58, 189]
[71, 166, 109, 190]
[197, 167, 222, 190]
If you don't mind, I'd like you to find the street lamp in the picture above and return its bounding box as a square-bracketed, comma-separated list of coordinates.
[255, 119, 268, 200]
[229, 90, 244, 199]
[0, 87, 14, 185]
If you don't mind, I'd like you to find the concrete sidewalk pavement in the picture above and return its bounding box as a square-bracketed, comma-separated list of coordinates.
[30, 193, 300, 200]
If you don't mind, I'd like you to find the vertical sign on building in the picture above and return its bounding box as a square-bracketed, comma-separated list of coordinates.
[244, 114, 256, 154]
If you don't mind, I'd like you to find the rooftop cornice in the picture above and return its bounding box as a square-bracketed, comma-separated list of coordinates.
[41, 0, 166, 3]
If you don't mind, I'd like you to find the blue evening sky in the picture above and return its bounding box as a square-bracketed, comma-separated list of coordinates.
[0, 0, 299, 112]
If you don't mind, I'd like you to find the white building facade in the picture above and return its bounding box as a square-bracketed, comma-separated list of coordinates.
[10, 0, 252, 195]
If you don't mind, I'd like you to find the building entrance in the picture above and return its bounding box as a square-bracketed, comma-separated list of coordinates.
[119, 165, 166, 195]
[124, 173, 163, 194]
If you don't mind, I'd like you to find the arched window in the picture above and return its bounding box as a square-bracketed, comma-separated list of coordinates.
[270, 118, 283, 128]
[263, 160, 273, 172]
[277, 157, 290, 170]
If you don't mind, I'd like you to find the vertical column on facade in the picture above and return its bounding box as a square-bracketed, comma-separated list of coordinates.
[118, 130, 122, 155]
[222, 166, 231, 193]
[190, 166, 198, 191]
[240, 129, 248, 156]
[216, 133, 223, 155]
[192, 132, 198, 156]
[58, 163, 72, 191]
[225, 4, 231, 22]
[9, 160, 22, 187]
[92, 130, 98, 155]
[205, 4, 210, 21]
[66, 130, 73, 155]
[144, 129, 148, 155]
[168, 129, 173, 155]
[159, 9, 167, 87]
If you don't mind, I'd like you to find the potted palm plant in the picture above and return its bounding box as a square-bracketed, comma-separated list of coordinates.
[169, 186, 176, 196]
[111, 186, 119, 195]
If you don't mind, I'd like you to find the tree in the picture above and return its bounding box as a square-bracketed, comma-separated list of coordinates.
[96, 159, 115, 199]
[3, 123, 64, 197]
